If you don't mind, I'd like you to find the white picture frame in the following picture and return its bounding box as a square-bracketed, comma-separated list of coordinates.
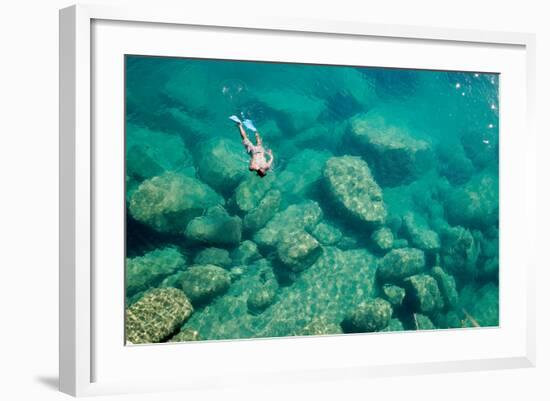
[59, 3, 536, 397]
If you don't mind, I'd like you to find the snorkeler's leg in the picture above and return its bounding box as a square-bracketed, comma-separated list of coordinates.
[237, 123, 249, 141]
[255, 132, 263, 146]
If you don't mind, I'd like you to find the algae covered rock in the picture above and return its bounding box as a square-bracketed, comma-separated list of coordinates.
[233, 173, 275, 213]
[243, 189, 281, 233]
[440, 225, 480, 279]
[348, 111, 434, 186]
[344, 298, 393, 333]
[169, 328, 200, 342]
[296, 317, 343, 336]
[311, 222, 343, 246]
[126, 288, 193, 344]
[128, 172, 224, 234]
[247, 285, 277, 315]
[231, 240, 262, 265]
[126, 123, 193, 182]
[430, 266, 458, 308]
[276, 229, 322, 272]
[402, 212, 440, 252]
[274, 149, 332, 201]
[185, 206, 242, 246]
[403, 274, 444, 314]
[193, 247, 232, 267]
[323, 155, 387, 226]
[254, 201, 323, 248]
[196, 138, 247, 195]
[445, 170, 498, 229]
[370, 227, 394, 251]
[414, 313, 436, 330]
[377, 247, 425, 283]
[126, 247, 186, 296]
[381, 318, 405, 332]
[382, 284, 406, 307]
[178, 264, 231, 304]
[459, 283, 499, 327]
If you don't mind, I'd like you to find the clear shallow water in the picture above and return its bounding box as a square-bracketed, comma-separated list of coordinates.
[124, 55, 499, 344]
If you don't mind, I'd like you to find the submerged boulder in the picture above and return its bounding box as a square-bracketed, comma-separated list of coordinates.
[230, 240, 262, 265]
[370, 227, 394, 251]
[344, 298, 393, 333]
[126, 123, 193, 182]
[243, 189, 281, 233]
[348, 111, 434, 186]
[323, 156, 387, 227]
[403, 274, 444, 314]
[311, 222, 343, 246]
[126, 247, 186, 296]
[184, 207, 242, 246]
[128, 172, 223, 234]
[169, 328, 200, 342]
[382, 284, 406, 307]
[276, 229, 323, 272]
[233, 173, 275, 213]
[254, 201, 323, 248]
[377, 247, 425, 283]
[445, 170, 498, 229]
[430, 266, 458, 308]
[193, 247, 232, 267]
[126, 288, 193, 344]
[178, 264, 231, 305]
[295, 317, 343, 336]
[402, 212, 440, 252]
[196, 138, 246, 195]
[440, 225, 480, 279]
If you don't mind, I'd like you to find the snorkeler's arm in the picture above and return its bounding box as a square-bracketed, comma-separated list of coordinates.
[266, 149, 274, 167]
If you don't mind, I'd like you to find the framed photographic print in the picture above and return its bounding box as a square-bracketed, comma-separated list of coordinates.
[59, 4, 536, 397]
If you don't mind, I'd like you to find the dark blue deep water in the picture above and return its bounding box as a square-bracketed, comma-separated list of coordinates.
[124, 55, 499, 344]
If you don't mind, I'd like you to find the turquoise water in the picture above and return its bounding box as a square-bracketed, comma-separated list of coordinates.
[124, 55, 499, 344]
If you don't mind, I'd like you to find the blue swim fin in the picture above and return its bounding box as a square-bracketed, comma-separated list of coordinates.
[229, 115, 242, 124]
[243, 119, 257, 132]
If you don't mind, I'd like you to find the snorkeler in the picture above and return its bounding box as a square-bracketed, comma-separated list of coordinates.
[229, 115, 274, 177]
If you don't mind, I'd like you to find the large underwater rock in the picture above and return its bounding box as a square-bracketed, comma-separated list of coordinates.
[253, 201, 323, 249]
[370, 227, 394, 252]
[323, 155, 387, 227]
[274, 149, 332, 201]
[344, 298, 393, 333]
[276, 229, 322, 272]
[439, 225, 480, 280]
[126, 247, 186, 296]
[402, 212, 440, 252]
[178, 264, 231, 305]
[348, 111, 434, 186]
[403, 273, 444, 314]
[254, 89, 326, 133]
[125, 288, 193, 344]
[311, 222, 343, 246]
[126, 124, 194, 182]
[243, 189, 281, 233]
[196, 138, 247, 195]
[233, 174, 276, 213]
[230, 240, 262, 265]
[377, 247, 425, 283]
[445, 170, 498, 229]
[458, 283, 499, 327]
[430, 266, 459, 308]
[184, 206, 242, 246]
[193, 247, 232, 267]
[295, 317, 343, 336]
[128, 172, 224, 234]
[182, 247, 378, 340]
